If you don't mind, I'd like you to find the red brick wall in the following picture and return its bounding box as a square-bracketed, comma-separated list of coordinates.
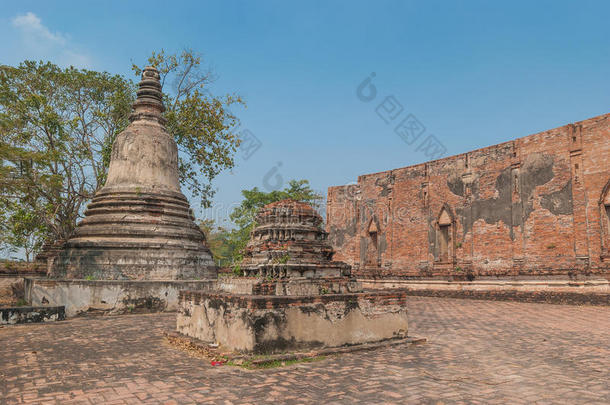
[327, 113, 610, 279]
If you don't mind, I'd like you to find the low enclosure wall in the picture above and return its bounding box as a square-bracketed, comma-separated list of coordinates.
[177, 290, 408, 353]
[361, 278, 610, 305]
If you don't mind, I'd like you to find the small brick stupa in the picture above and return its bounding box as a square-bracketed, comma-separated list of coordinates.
[51, 66, 216, 280]
[178, 200, 408, 353]
[241, 199, 350, 278]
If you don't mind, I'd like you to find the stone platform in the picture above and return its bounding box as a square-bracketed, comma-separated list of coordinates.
[243, 277, 362, 296]
[177, 288, 408, 353]
[25, 278, 217, 317]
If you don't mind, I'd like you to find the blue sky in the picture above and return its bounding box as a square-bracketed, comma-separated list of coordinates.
[2, 0, 609, 227]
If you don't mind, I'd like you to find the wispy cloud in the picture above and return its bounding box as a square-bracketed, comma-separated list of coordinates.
[10, 12, 92, 68]
[12, 12, 67, 45]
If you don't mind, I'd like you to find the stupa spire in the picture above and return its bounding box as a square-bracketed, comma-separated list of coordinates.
[129, 66, 166, 124]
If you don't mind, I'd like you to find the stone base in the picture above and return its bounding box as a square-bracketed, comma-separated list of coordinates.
[52, 244, 217, 280]
[25, 278, 217, 317]
[166, 330, 426, 367]
[177, 289, 408, 353]
[1, 305, 65, 325]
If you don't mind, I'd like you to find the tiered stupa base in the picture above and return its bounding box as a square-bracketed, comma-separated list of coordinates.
[53, 245, 215, 280]
[52, 189, 216, 280]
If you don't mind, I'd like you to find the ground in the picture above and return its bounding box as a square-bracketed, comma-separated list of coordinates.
[1, 297, 608, 404]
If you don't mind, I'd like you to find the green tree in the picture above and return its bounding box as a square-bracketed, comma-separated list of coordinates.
[199, 219, 236, 268]
[228, 179, 323, 268]
[0, 203, 46, 262]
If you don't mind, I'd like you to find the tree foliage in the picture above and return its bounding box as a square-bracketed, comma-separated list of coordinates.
[199, 219, 236, 268]
[0, 203, 46, 261]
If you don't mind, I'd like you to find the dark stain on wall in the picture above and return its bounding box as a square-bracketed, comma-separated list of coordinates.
[541, 180, 573, 216]
[447, 174, 465, 197]
[378, 232, 387, 255]
[121, 296, 166, 313]
[460, 167, 515, 238]
[520, 153, 556, 220]
[428, 217, 437, 260]
[447, 173, 479, 199]
[328, 197, 358, 248]
[360, 237, 368, 265]
[376, 174, 395, 197]
[456, 153, 558, 240]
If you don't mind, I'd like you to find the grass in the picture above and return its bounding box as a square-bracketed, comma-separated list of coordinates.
[227, 355, 327, 370]
[272, 253, 290, 265]
[15, 298, 29, 307]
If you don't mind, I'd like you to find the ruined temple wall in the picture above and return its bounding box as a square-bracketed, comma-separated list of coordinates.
[327, 113, 610, 278]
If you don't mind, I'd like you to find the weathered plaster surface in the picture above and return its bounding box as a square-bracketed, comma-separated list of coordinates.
[177, 291, 408, 353]
[25, 278, 216, 317]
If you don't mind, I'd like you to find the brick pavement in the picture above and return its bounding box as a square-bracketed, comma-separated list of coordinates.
[1, 297, 608, 404]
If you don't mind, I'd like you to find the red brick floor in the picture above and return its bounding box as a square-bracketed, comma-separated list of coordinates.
[1, 296, 608, 404]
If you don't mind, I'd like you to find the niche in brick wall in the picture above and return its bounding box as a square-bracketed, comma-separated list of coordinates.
[436, 205, 455, 264]
[364, 217, 380, 267]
